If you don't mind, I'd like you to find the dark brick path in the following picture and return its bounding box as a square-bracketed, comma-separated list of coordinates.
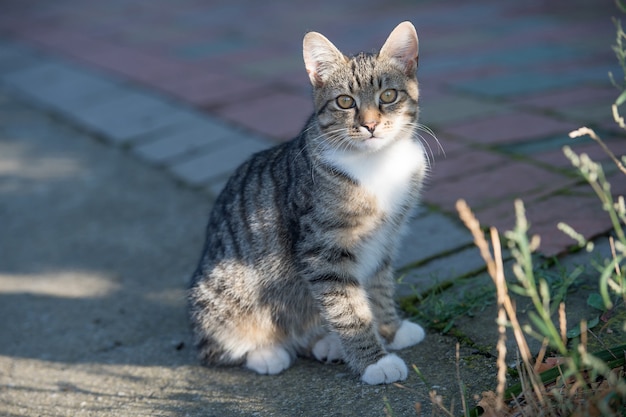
[0, 0, 622, 270]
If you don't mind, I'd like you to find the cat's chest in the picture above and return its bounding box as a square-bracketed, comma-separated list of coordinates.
[325, 139, 427, 214]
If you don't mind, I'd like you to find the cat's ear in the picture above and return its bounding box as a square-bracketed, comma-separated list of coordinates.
[303, 32, 346, 87]
[379, 21, 419, 76]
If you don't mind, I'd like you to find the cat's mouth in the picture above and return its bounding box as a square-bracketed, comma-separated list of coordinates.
[355, 135, 390, 153]
[365, 132, 385, 140]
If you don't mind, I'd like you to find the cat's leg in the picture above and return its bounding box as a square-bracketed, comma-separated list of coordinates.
[306, 269, 407, 384]
[387, 320, 426, 350]
[245, 346, 292, 375]
[361, 354, 408, 385]
[189, 268, 295, 375]
[312, 332, 344, 364]
[367, 262, 425, 350]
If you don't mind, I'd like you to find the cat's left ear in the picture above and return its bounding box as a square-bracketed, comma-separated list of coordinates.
[379, 21, 419, 76]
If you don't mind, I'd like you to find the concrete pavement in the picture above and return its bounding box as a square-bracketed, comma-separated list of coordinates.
[0, 87, 499, 416]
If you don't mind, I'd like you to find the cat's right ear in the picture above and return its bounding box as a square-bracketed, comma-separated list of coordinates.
[379, 21, 419, 76]
[303, 32, 346, 88]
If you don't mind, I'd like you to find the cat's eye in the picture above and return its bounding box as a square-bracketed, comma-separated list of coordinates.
[336, 95, 356, 109]
[380, 89, 398, 104]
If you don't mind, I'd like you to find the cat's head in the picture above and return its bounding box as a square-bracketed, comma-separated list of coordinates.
[303, 21, 419, 154]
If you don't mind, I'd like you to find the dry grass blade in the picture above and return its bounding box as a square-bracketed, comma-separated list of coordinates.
[569, 127, 626, 175]
[456, 199, 548, 408]
[455, 343, 468, 415]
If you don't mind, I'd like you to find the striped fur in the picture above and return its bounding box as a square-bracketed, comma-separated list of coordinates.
[188, 21, 427, 384]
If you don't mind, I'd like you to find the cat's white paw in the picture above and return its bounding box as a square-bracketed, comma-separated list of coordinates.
[245, 346, 291, 375]
[361, 354, 408, 385]
[387, 320, 425, 350]
[312, 333, 344, 363]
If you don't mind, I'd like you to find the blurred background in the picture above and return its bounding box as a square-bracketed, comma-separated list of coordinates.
[0, 0, 618, 137]
[0, 0, 624, 254]
[0, 0, 623, 261]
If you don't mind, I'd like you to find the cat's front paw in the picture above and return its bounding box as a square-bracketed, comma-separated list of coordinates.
[312, 333, 344, 364]
[361, 354, 408, 385]
[387, 320, 425, 350]
[245, 346, 291, 375]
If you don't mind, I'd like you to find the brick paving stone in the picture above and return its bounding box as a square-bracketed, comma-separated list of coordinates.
[496, 134, 589, 156]
[168, 134, 269, 186]
[420, 43, 581, 79]
[514, 85, 616, 110]
[472, 193, 546, 239]
[429, 148, 510, 182]
[488, 44, 582, 69]
[132, 118, 245, 164]
[440, 111, 577, 146]
[531, 134, 626, 172]
[63, 91, 201, 144]
[427, 132, 470, 158]
[3, 70, 203, 147]
[0, 39, 43, 74]
[608, 169, 626, 198]
[396, 212, 474, 269]
[1, 60, 114, 95]
[418, 83, 450, 102]
[214, 91, 312, 141]
[420, 31, 492, 56]
[205, 178, 229, 198]
[426, 161, 575, 213]
[470, 171, 626, 257]
[236, 53, 303, 80]
[553, 102, 615, 127]
[80, 46, 192, 85]
[518, 189, 614, 257]
[449, 66, 614, 98]
[173, 38, 253, 62]
[419, 94, 511, 127]
[272, 70, 311, 95]
[196, 44, 289, 74]
[599, 117, 626, 135]
[155, 71, 272, 108]
[16, 26, 123, 63]
[397, 246, 487, 298]
[0, 60, 124, 114]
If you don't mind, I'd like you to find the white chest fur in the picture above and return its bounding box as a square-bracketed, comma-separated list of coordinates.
[323, 138, 427, 214]
[322, 137, 427, 282]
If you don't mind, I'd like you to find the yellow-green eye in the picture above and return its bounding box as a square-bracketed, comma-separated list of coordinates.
[380, 89, 398, 104]
[336, 95, 355, 109]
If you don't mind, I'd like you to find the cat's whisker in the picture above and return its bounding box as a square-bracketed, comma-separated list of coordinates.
[400, 123, 443, 167]
[416, 123, 444, 157]
[292, 127, 348, 165]
[416, 132, 435, 168]
[408, 122, 444, 157]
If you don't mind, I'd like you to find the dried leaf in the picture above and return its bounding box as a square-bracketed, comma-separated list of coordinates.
[535, 356, 566, 373]
[477, 390, 511, 417]
[600, 308, 615, 323]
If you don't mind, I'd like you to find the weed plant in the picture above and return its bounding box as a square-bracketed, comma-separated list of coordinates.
[423, 9, 626, 417]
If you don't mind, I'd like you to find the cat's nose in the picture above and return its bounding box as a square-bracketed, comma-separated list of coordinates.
[362, 121, 378, 133]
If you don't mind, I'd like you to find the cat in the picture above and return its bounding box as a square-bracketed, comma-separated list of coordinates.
[188, 21, 428, 385]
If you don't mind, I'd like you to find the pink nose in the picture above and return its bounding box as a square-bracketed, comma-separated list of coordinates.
[362, 122, 377, 133]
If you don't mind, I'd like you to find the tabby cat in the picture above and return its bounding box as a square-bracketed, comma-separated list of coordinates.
[189, 21, 428, 385]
